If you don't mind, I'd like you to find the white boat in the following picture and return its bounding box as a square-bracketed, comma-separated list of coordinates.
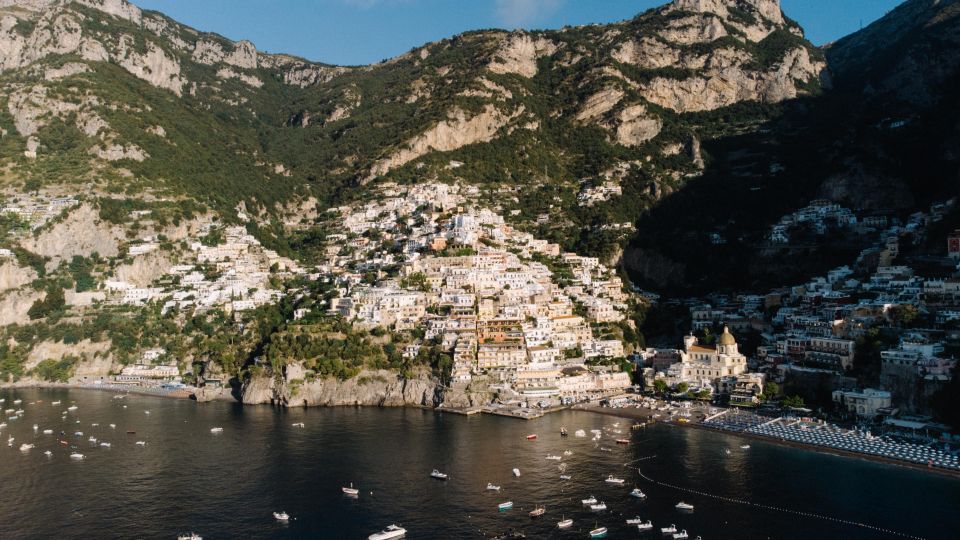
[210, 427, 223, 433]
[99, 442, 111, 448]
[560, 474, 572, 480]
[661, 524, 677, 534]
[3, 409, 12, 414]
[88, 437, 97, 443]
[136, 441, 147, 446]
[512, 468, 521, 477]
[33, 424, 38, 431]
[91, 423, 99, 427]
[626, 516, 644, 525]
[546, 454, 562, 461]
[75, 432, 83, 437]
[368, 524, 406, 540]
[51, 401, 60, 405]
[581, 496, 598, 505]
[675, 501, 694, 511]
[13, 399, 21, 405]
[498, 501, 513, 511]
[636, 520, 653, 531]
[7, 436, 13, 446]
[563, 450, 573, 456]
[177, 533, 203, 540]
[342, 483, 359, 496]
[144, 411, 151, 415]
[575, 429, 586, 437]
[590, 502, 607, 511]
[292, 422, 305, 428]
[19, 443, 34, 452]
[604, 475, 625, 484]
[529, 506, 546, 517]
[67, 406, 78, 411]
[43, 450, 52, 457]
[109, 424, 116, 429]
[725, 449, 731, 455]
[557, 517, 573, 529]
[486, 483, 501, 491]
[740, 444, 751, 449]
[273, 511, 290, 521]
[589, 526, 608, 538]
[430, 469, 448, 480]
[42, 429, 53, 435]
[673, 531, 689, 539]
[630, 488, 646, 498]
[0, 423, 5, 429]
[69, 453, 85, 460]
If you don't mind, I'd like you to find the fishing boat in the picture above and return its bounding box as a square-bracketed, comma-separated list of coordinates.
[177, 534, 203, 540]
[557, 517, 573, 529]
[581, 496, 597, 505]
[498, 501, 514, 511]
[560, 474, 572, 480]
[273, 511, 290, 521]
[512, 468, 521, 477]
[675, 501, 694, 511]
[590, 502, 607, 511]
[604, 475, 625, 485]
[430, 469, 448, 480]
[673, 530, 688, 539]
[210, 427, 224, 433]
[368, 524, 407, 540]
[630, 488, 646, 498]
[525, 434, 537, 440]
[529, 506, 545, 517]
[661, 524, 677, 534]
[636, 520, 653, 531]
[342, 483, 359, 496]
[487, 483, 501, 491]
[626, 517, 644, 525]
[589, 526, 608, 538]
[546, 454, 561, 461]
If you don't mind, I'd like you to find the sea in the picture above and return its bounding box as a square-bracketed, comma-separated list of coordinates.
[0, 388, 957, 540]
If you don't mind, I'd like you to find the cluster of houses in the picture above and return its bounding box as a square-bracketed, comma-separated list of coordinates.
[323, 182, 633, 402]
[577, 180, 622, 207]
[0, 195, 77, 230]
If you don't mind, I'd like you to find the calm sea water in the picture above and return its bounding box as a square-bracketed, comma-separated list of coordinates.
[0, 388, 957, 540]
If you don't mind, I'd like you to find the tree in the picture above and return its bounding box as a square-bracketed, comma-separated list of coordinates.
[761, 381, 780, 401]
[782, 395, 806, 408]
[695, 389, 711, 400]
[653, 379, 667, 395]
[676, 382, 690, 395]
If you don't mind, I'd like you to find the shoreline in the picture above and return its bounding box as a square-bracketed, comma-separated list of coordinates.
[0, 381, 195, 400]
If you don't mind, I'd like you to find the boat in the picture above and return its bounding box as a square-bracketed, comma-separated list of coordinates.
[109, 424, 116, 429]
[559, 474, 572, 480]
[529, 506, 545, 517]
[430, 469, 448, 480]
[604, 475, 625, 485]
[589, 526, 608, 538]
[740, 444, 751, 449]
[210, 427, 223, 433]
[43, 450, 52, 457]
[661, 524, 677, 534]
[673, 531, 688, 539]
[292, 422, 305, 428]
[177, 534, 203, 540]
[724, 449, 731, 455]
[636, 520, 653, 531]
[600, 447, 612, 452]
[126, 430, 136, 434]
[546, 454, 561, 461]
[575, 429, 586, 437]
[342, 483, 359, 496]
[560, 427, 568, 436]
[135, 441, 147, 446]
[630, 488, 646, 498]
[19, 443, 34, 452]
[7, 436, 13, 447]
[557, 517, 573, 529]
[273, 511, 290, 521]
[563, 450, 573, 456]
[616, 439, 630, 445]
[581, 496, 598, 505]
[42, 429, 53, 435]
[487, 483, 501, 491]
[526, 434, 537, 440]
[33, 424, 38, 431]
[13, 399, 21, 405]
[498, 501, 514, 511]
[51, 401, 61, 406]
[590, 502, 607, 511]
[675, 501, 694, 511]
[99, 442, 111, 448]
[69, 453, 85, 460]
[58, 439, 68, 446]
[626, 517, 644, 525]
[512, 468, 521, 477]
[67, 406, 78, 411]
[368, 524, 407, 540]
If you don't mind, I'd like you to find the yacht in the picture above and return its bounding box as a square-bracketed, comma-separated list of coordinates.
[673, 531, 689, 539]
[636, 520, 653, 531]
[487, 483, 501, 491]
[630, 488, 646, 498]
[589, 526, 608, 538]
[626, 517, 644, 525]
[512, 468, 521, 477]
[430, 469, 448, 480]
[210, 427, 224, 433]
[590, 502, 607, 512]
[661, 524, 677, 534]
[69, 452, 85, 460]
[581, 496, 598, 505]
[604, 475, 625, 485]
[498, 501, 513, 511]
[177, 534, 203, 540]
[528, 506, 545, 517]
[342, 483, 359, 496]
[675, 501, 694, 511]
[273, 511, 290, 521]
[368, 525, 406, 540]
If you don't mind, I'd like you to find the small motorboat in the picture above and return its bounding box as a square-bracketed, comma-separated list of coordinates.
[616, 439, 630, 445]
[487, 483, 501, 491]
[342, 483, 359, 496]
[13, 399, 21, 405]
[177, 534, 203, 540]
[740, 444, 751, 449]
[557, 517, 573, 529]
[99, 442, 111, 448]
[292, 422, 305, 428]
[368, 524, 406, 540]
[575, 429, 586, 437]
[604, 475, 625, 485]
[630, 488, 646, 498]
[525, 434, 537, 440]
[560, 474, 572, 480]
[589, 526, 608, 538]
[430, 469, 448, 480]
[58, 439, 68, 446]
[512, 468, 521, 477]
[19, 443, 34, 452]
[210, 427, 224, 433]
[109, 424, 116, 429]
[675, 501, 694, 511]
[636, 520, 653, 531]
[546, 455, 561, 461]
[626, 516, 644, 525]
[33, 424, 38, 432]
[42, 429, 53, 435]
[273, 511, 290, 521]
[661, 524, 677, 534]
[529, 506, 545, 517]
[498, 501, 513, 511]
[581, 496, 598, 505]
[51, 401, 60, 406]
[69, 453, 85, 460]
[560, 427, 568, 436]
[590, 502, 607, 512]
[135, 441, 147, 446]
[67, 406, 78, 411]
[673, 531, 689, 539]
[43, 450, 52, 457]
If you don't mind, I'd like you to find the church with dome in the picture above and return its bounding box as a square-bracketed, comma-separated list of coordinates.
[664, 326, 749, 389]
